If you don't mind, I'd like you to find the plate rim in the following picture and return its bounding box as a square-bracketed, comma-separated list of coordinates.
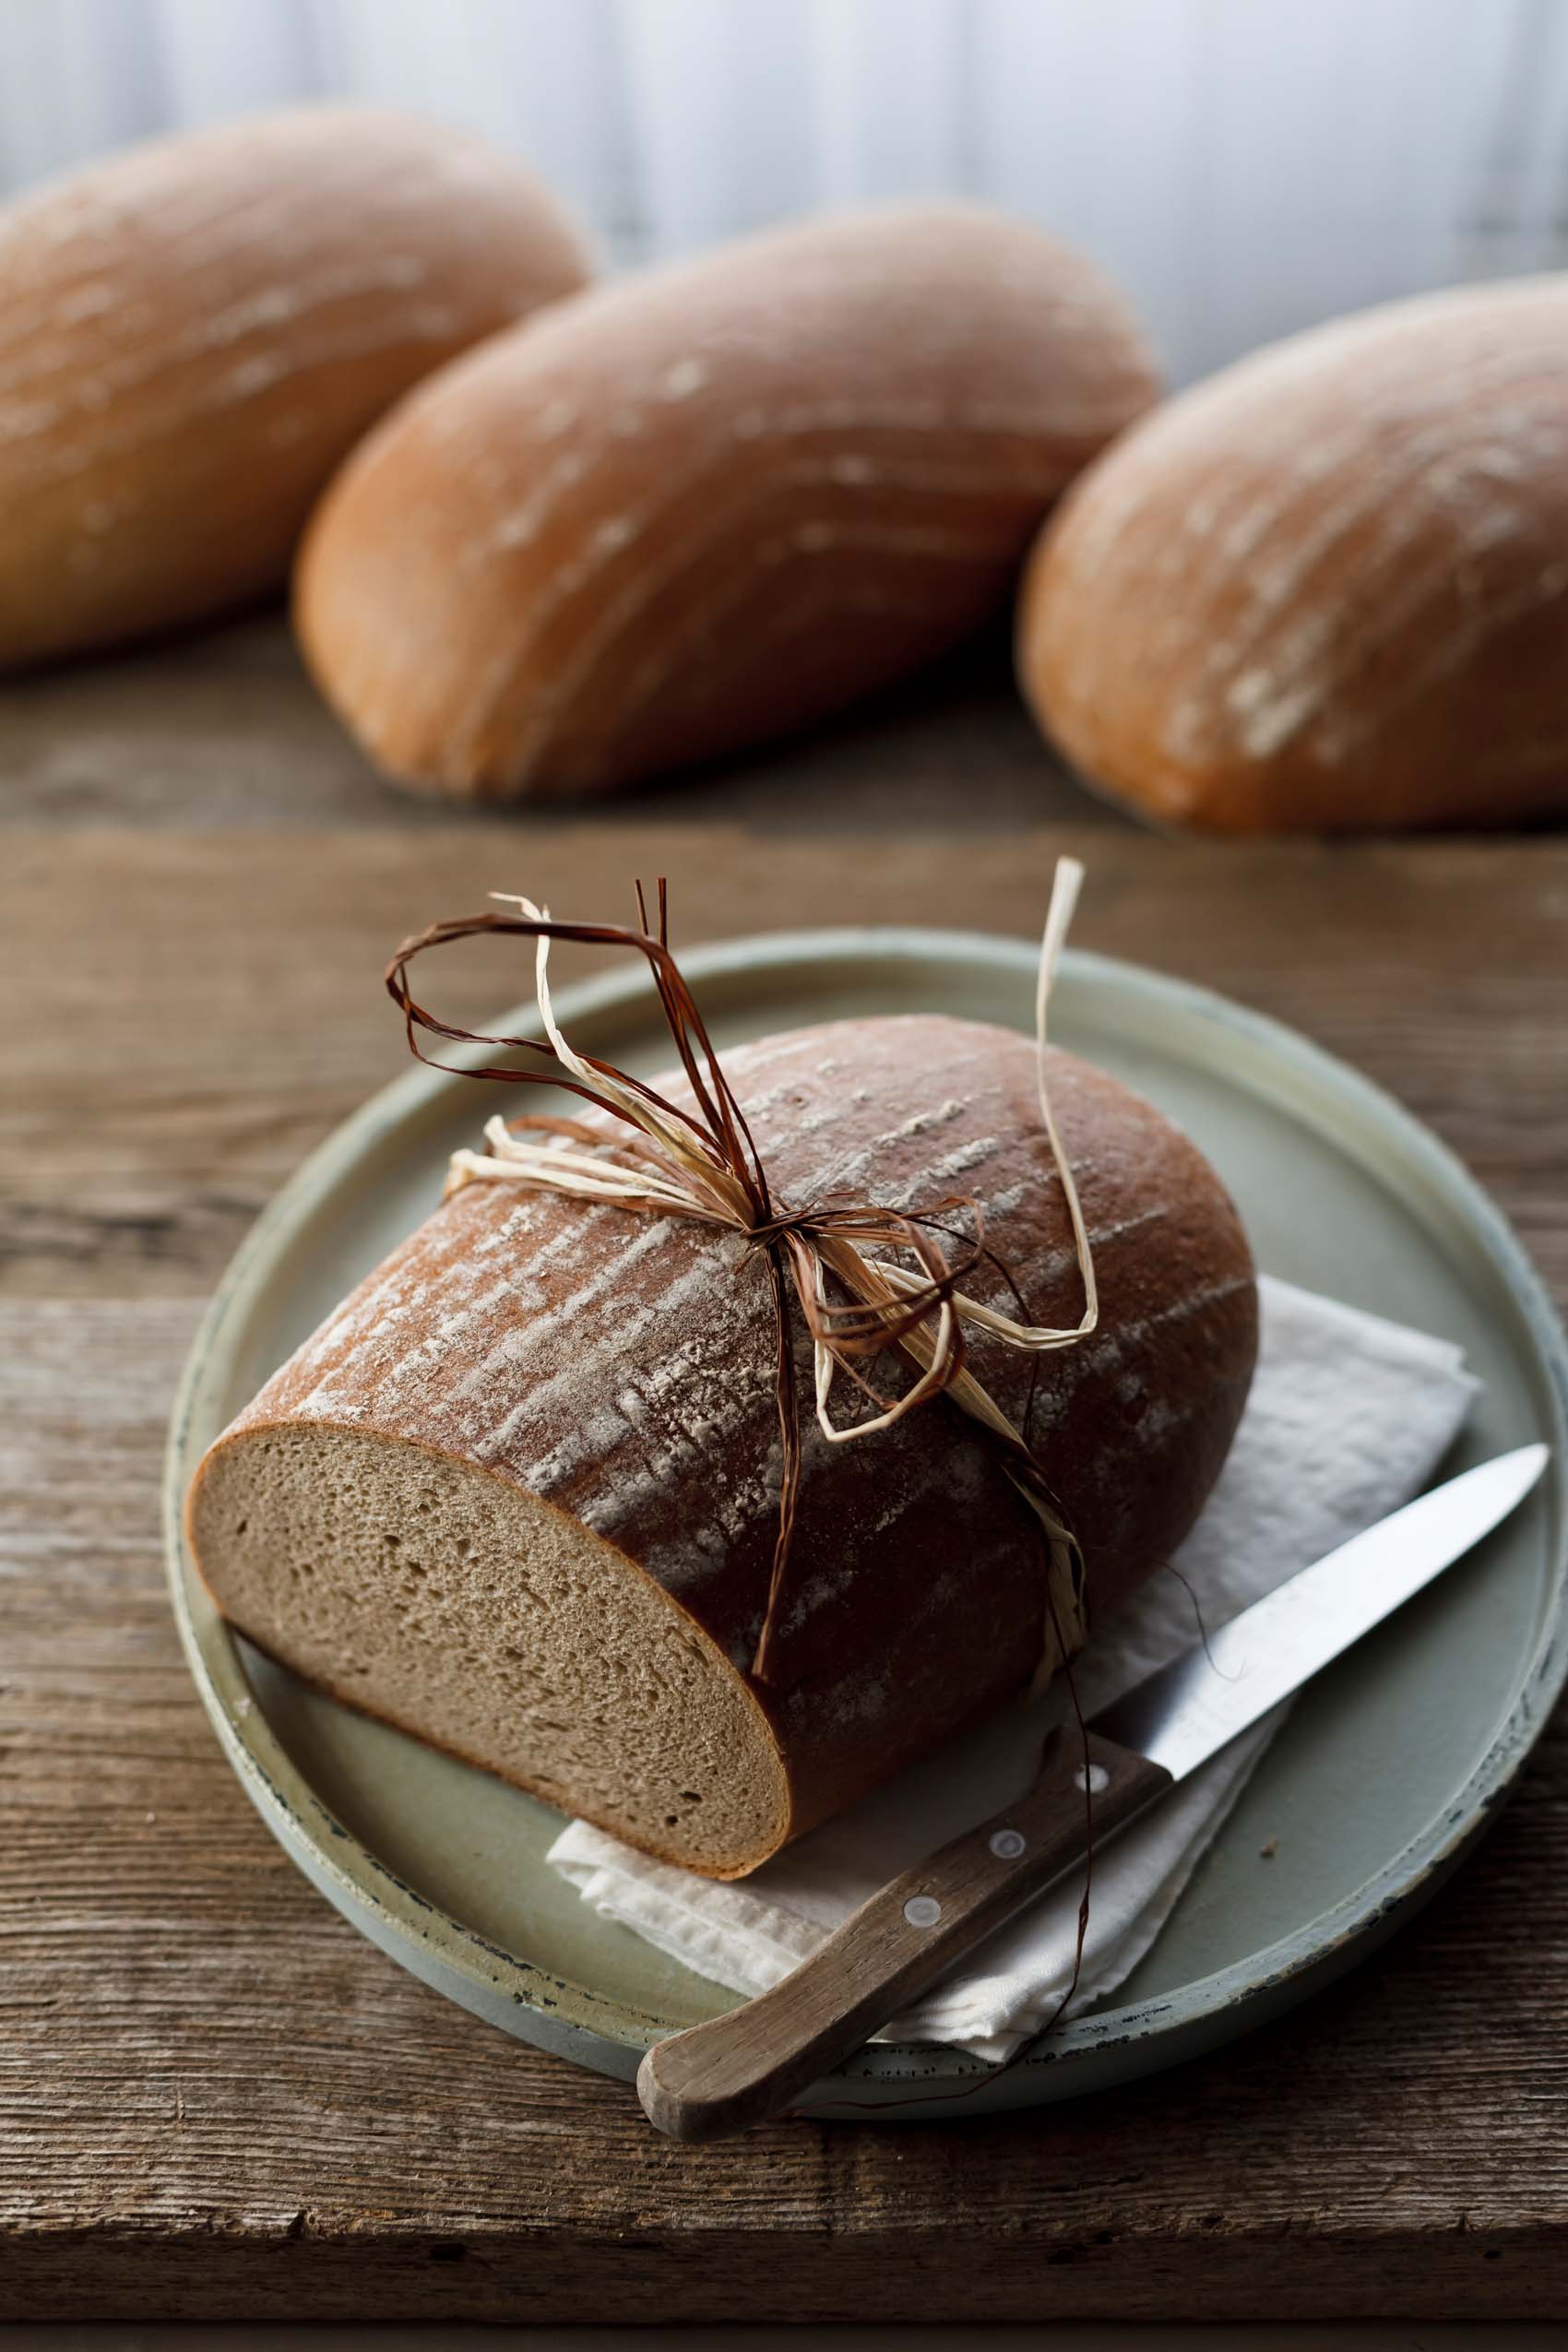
[163, 924, 1568, 2110]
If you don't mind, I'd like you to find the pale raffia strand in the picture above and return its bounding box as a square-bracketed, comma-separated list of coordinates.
[427, 861, 1097, 1697]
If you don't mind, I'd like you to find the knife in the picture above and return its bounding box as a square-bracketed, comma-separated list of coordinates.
[637, 1443, 1549, 2141]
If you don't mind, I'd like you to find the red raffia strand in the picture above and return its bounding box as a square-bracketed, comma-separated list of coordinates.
[383, 864, 1099, 1690]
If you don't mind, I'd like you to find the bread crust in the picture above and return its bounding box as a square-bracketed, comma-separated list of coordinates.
[0, 106, 591, 667]
[189, 1014, 1255, 1870]
[1018, 276, 1568, 832]
[293, 203, 1158, 797]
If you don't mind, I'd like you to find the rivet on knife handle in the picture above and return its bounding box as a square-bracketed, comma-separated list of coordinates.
[636, 1728, 1172, 2143]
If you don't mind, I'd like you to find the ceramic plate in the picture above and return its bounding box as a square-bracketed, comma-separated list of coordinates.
[164, 931, 1568, 2118]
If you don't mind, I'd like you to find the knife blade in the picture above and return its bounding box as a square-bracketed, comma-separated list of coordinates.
[637, 1443, 1549, 2141]
[1091, 1441, 1550, 1776]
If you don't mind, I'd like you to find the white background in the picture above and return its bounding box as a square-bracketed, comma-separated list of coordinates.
[3, 0, 1568, 384]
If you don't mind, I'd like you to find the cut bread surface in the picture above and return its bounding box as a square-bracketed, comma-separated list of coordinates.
[189, 1421, 790, 1878]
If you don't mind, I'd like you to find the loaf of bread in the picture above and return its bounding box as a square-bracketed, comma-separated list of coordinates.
[1017, 276, 1568, 832]
[0, 107, 591, 668]
[187, 1013, 1256, 1879]
[292, 204, 1159, 799]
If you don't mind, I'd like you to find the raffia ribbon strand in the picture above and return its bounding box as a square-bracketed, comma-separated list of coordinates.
[386, 861, 1098, 1693]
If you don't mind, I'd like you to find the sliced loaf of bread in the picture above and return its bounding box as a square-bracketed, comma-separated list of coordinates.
[186, 1014, 1256, 1877]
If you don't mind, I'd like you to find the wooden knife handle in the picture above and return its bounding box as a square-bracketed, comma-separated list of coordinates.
[636, 1728, 1171, 2141]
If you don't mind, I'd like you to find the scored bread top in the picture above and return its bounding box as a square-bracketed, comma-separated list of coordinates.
[0, 106, 592, 667]
[294, 203, 1159, 796]
[1018, 275, 1568, 831]
[204, 1013, 1256, 1841]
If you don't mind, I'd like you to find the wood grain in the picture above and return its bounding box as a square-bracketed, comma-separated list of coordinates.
[7, 819, 1566, 1301]
[0, 610, 1098, 836]
[5, 626, 1568, 2319]
[5, 1285, 1567, 2320]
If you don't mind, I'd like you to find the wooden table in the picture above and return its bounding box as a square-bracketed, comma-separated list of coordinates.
[6, 616, 1567, 2323]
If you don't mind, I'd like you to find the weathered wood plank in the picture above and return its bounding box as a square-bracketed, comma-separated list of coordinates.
[0, 612, 1105, 837]
[6, 643, 1568, 2317]
[5, 1086, 1568, 2314]
[6, 827, 1566, 1301]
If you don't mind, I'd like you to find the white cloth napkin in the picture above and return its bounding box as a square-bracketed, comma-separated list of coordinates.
[548, 1277, 1478, 2061]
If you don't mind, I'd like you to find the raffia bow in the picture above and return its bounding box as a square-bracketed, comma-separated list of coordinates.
[385, 861, 1099, 1691]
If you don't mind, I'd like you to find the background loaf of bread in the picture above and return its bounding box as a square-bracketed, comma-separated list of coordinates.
[1017, 276, 1568, 832]
[187, 1014, 1256, 1880]
[0, 107, 592, 668]
[293, 204, 1159, 799]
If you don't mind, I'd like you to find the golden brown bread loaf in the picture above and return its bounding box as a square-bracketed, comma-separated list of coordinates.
[1017, 276, 1568, 832]
[292, 204, 1159, 799]
[186, 1013, 1256, 1879]
[0, 107, 592, 668]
